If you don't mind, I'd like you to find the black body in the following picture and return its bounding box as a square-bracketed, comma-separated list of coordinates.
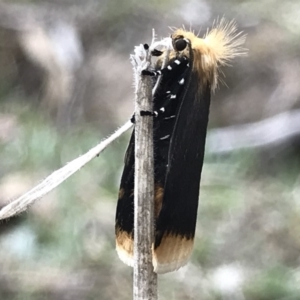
[116, 51, 211, 250]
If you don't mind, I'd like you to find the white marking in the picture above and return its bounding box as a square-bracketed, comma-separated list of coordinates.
[164, 115, 176, 120]
[174, 60, 181, 65]
[154, 111, 158, 117]
[160, 135, 170, 140]
[167, 65, 172, 70]
[179, 78, 185, 85]
[160, 107, 165, 112]
[166, 91, 171, 94]
[170, 95, 176, 99]
[157, 70, 162, 75]
[187, 63, 190, 67]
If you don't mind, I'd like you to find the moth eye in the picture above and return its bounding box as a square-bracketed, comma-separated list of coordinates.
[151, 49, 163, 56]
[174, 38, 187, 51]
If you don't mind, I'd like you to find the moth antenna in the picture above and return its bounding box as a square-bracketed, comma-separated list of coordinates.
[168, 26, 177, 32]
[205, 18, 247, 89]
[151, 28, 156, 44]
[196, 27, 202, 37]
[205, 26, 209, 37]
[218, 76, 228, 89]
[204, 18, 247, 65]
[219, 68, 226, 79]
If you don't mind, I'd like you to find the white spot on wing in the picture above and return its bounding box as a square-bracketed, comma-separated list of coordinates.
[179, 78, 185, 85]
[170, 95, 176, 99]
[160, 107, 165, 112]
[167, 65, 172, 70]
[164, 115, 176, 120]
[174, 60, 181, 65]
[160, 135, 170, 140]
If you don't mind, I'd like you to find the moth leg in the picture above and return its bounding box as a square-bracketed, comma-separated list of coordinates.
[130, 114, 135, 124]
[131, 111, 158, 123]
[151, 49, 163, 56]
[142, 57, 188, 77]
[140, 110, 158, 117]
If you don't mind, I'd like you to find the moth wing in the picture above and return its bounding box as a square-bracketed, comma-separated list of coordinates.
[115, 130, 135, 267]
[153, 75, 211, 273]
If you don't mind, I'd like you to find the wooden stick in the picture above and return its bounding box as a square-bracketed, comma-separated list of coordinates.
[133, 44, 157, 300]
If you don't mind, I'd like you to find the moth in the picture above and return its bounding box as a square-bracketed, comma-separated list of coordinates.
[116, 19, 246, 274]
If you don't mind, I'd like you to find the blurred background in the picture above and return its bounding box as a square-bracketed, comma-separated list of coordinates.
[1, 0, 300, 299]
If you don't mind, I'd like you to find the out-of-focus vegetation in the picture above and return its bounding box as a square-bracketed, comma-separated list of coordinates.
[1, 0, 300, 299]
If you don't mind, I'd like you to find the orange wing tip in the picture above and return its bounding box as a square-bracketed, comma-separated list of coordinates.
[116, 231, 194, 274]
[152, 235, 194, 274]
[116, 230, 134, 267]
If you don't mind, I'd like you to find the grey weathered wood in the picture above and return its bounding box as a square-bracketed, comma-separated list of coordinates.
[133, 52, 157, 299]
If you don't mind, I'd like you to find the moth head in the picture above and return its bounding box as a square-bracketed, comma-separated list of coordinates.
[171, 19, 247, 91]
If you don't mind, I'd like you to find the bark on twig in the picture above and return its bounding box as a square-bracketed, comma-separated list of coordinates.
[132, 46, 157, 299]
[131, 34, 172, 300]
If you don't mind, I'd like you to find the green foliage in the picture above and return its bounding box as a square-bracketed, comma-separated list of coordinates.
[244, 267, 300, 300]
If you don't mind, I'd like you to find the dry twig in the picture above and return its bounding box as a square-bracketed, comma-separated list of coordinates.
[0, 121, 132, 220]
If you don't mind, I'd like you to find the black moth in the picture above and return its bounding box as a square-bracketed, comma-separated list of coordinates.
[115, 20, 246, 273]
